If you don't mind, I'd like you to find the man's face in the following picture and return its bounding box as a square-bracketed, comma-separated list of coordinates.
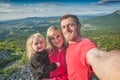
[61, 17, 79, 42]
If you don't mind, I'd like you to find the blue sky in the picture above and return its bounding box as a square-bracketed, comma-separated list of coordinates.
[0, 0, 120, 21]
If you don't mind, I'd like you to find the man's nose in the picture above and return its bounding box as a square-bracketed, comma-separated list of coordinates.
[65, 26, 70, 32]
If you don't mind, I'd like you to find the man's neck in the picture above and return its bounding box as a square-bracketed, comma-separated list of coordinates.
[68, 36, 83, 44]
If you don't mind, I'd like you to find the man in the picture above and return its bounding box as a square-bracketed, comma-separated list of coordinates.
[60, 14, 120, 80]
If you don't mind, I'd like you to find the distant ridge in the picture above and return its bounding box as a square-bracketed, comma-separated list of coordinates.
[114, 10, 120, 15]
[0, 10, 120, 41]
[83, 10, 120, 28]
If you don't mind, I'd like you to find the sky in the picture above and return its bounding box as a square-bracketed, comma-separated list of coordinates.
[0, 0, 120, 21]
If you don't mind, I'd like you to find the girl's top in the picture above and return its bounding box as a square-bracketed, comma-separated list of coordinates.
[30, 50, 57, 80]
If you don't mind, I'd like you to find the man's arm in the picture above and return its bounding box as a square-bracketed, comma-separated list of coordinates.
[87, 48, 120, 80]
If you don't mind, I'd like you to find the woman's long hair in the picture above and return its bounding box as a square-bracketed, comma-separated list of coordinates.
[46, 26, 68, 53]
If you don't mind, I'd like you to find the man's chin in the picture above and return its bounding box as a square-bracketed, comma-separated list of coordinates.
[65, 37, 73, 41]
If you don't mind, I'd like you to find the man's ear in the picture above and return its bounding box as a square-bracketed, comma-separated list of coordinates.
[78, 23, 81, 29]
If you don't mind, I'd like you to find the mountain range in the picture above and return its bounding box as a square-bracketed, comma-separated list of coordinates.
[0, 10, 120, 41]
[82, 10, 120, 29]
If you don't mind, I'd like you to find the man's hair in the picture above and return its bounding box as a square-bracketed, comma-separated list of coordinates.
[60, 14, 80, 24]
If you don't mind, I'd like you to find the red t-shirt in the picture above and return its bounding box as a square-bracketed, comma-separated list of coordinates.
[66, 38, 97, 80]
[48, 48, 68, 80]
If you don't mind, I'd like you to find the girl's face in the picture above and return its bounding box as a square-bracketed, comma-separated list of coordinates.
[50, 30, 64, 49]
[32, 37, 45, 52]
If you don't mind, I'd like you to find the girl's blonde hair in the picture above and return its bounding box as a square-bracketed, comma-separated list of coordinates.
[46, 26, 68, 53]
[26, 33, 45, 59]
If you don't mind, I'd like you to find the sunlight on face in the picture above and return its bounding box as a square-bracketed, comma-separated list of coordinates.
[50, 30, 64, 48]
[61, 18, 79, 41]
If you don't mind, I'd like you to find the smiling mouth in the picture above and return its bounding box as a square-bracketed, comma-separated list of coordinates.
[67, 29, 73, 33]
[66, 31, 73, 35]
[39, 46, 44, 49]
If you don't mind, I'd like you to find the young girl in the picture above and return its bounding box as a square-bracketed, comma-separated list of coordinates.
[26, 33, 60, 80]
[46, 26, 68, 80]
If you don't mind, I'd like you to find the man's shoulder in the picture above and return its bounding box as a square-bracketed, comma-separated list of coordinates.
[77, 38, 94, 46]
[82, 38, 92, 42]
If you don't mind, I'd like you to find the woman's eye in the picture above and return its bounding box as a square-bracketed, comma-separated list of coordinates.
[40, 41, 42, 44]
[40, 40, 44, 44]
[57, 35, 60, 38]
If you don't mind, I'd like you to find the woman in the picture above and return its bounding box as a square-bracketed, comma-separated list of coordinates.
[46, 26, 68, 80]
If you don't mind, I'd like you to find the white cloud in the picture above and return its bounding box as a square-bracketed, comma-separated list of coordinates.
[0, 2, 120, 21]
[0, 3, 12, 13]
[0, 3, 11, 8]
[97, 0, 120, 4]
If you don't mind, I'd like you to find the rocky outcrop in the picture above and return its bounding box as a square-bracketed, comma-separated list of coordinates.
[0, 51, 33, 80]
[0, 50, 10, 60]
[7, 64, 33, 80]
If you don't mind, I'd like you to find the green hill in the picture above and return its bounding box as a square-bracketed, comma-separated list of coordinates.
[0, 10, 120, 80]
[81, 10, 120, 51]
[83, 10, 120, 29]
[0, 16, 61, 51]
[0, 10, 120, 51]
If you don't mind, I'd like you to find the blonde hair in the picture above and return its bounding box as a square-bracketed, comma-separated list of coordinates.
[46, 26, 67, 53]
[26, 33, 45, 59]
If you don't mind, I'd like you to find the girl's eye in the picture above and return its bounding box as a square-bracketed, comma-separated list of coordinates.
[35, 42, 38, 45]
[50, 37, 54, 40]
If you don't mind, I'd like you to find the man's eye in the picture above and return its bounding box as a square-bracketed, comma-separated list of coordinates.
[69, 23, 74, 26]
[62, 26, 65, 29]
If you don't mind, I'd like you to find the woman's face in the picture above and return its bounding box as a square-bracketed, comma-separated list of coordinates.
[50, 30, 64, 49]
[32, 37, 45, 52]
